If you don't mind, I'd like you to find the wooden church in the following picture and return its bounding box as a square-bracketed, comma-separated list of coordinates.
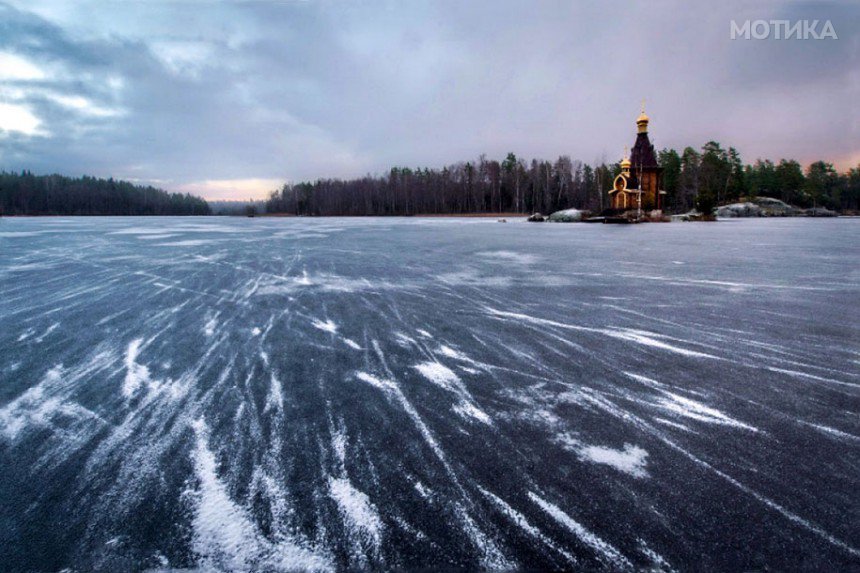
[608, 105, 665, 212]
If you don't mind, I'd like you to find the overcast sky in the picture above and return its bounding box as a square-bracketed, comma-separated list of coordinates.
[0, 1, 857, 200]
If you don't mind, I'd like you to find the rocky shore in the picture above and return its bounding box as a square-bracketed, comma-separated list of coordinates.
[716, 197, 838, 218]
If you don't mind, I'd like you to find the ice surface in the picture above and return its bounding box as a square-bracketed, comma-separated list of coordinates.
[1, 216, 858, 571]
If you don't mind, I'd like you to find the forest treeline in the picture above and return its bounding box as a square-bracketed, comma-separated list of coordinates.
[0, 171, 210, 216]
[266, 143, 860, 216]
[3, 143, 857, 217]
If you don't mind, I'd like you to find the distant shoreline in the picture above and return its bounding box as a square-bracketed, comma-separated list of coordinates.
[258, 212, 526, 218]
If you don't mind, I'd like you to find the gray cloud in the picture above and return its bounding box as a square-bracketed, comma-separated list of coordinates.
[0, 0, 857, 199]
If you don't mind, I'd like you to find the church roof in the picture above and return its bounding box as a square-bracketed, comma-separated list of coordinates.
[629, 131, 659, 169]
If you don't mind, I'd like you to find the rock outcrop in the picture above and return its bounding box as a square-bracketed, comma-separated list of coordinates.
[716, 202, 762, 218]
[804, 207, 838, 217]
[670, 210, 701, 222]
[715, 197, 838, 218]
[752, 197, 797, 216]
[548, 208, 586, 222]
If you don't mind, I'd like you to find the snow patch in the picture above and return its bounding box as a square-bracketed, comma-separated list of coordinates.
[438, 345, 474, 363]
[653, 417, 695, 432]
[256, 273, 403, 295]
[414, 361, 460, 392]
[0, 231, 45, 237]
[414, 361, 492, 425]
[136, 233, 178, 240]
[110, 227, 174, 235]
[203, 314, 218, 337]
[453, 402, 492, 425]
[356, 365, 451, 474]
[657, 392, 757, 432]
[437, 269, 513, 288]
[478, 486, 576, 565]
[393, 332, 416, 347]
[154, 239, 219, 247]
[453, 502, 513, 570]
[189, 419, 332, 572]
[767, 366, 859, 389]
[264, 373, 283, 413]
[332, 429, 347, 467]
[0, 352, 112, 441]
[623, 372, 666, 389]
[578, 444, 649, 478]
[485, 308, 718, 359]
[528, 492, 632, 570]
[342, 338, 362, 350]
[328, 476, 384, 552]
[0, 367, 64, 439]
[637, 539, 676, 572]
[312, 319, 338, 334]
[123, 339, 160, 397]
[413, 481, 431, 499]
[33, 322, 60, 343]
[606, 329, 718, 359]
[804, 422, 859, 441]
[355, 371, 396, 393]
[476, 250, 538, 265]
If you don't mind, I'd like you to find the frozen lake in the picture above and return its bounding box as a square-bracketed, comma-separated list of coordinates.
[1, 216, 858, 571]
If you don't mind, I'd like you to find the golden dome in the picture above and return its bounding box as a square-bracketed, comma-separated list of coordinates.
[621, 147, 631, 169]
[636, 99, 649, 132]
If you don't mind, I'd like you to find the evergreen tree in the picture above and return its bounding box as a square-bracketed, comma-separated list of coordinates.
[746, 159, 776, 198]
[698, 141, 729, 207]
[658, 148, 681, 212]
[842, 165, 860, 211]
[678, 147, 701, 213]
[774, 159, 805, 205]
[726, 147, 746, 200]
[804, 161, 839, 209]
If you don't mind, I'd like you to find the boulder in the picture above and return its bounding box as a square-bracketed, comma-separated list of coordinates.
[527, 212, 546, 222]
[752, 197, 797, 216]
[548, 208, 585, 222]
[716, 202, 762, 218]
